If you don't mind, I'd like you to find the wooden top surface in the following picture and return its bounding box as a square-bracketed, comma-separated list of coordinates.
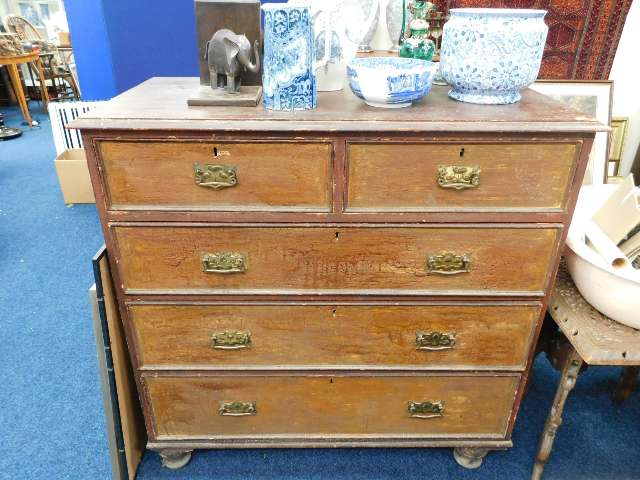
[549, 262, 640, 365]
[70, 77, 605, 133]
[0, 52, 40, 64]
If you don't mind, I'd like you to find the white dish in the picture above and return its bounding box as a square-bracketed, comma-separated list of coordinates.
[565, 185, 640, 329]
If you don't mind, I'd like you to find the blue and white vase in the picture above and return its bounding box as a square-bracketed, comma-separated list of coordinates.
[440, 8, 548, 104]
[262, 4, 329, 110]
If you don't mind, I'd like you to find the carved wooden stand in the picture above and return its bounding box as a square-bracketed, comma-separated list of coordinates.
[532, 263, 640, 479]
[532, 347, 583, 480]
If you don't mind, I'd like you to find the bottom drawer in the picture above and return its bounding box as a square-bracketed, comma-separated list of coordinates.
[145, 374, 518, 440]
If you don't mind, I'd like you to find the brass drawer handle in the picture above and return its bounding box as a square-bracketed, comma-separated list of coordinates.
[437, 165, 480, 190]
[194, 163, 238, 189]
[426, 252, 471, 275]
[212, 330, 252, 350]
[201, 252, 247, 274]
[219, 401, 257, 416]
[408, 401, 444, 419]
[416, 331, 456, 351]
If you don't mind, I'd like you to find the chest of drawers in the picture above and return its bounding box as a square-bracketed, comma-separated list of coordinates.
[72, 78, 601, 470]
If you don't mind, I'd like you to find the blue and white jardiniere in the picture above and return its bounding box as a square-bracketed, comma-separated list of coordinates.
[347, 57, 437, 108]
[440, 8, 548, 105]
[261, 4, 329, 110]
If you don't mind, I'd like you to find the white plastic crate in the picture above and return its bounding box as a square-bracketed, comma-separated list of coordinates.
[48, 101, 103, 156]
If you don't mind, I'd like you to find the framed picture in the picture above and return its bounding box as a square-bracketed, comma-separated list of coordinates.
[608, 117, 629, 177]
[530, 80, 613, 185]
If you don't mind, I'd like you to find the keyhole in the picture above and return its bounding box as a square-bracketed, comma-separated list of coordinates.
[329, 378, 334, 384]
[213, 147, 219, 157]
[459, 148, 465, 158]
[332, 308, 337, 318]
[335, 231, 340, 241]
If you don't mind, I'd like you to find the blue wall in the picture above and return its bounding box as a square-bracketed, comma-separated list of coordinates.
[64, 0, 117, 100]
[65, 0, 286, 101]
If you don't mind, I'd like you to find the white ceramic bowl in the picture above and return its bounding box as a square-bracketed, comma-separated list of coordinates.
[565, 185, 640, 329]
[347, 57, 437, 108]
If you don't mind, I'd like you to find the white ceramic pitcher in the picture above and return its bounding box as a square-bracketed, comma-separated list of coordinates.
[290, 0, 375, 91]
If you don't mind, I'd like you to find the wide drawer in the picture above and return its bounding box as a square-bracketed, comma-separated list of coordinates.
[98, 141, 333, 212]
[114, 226, 559, 295]
[145, 374, 518, 439]
[346, 142, 579, 212]
[130, 304, 540, 370]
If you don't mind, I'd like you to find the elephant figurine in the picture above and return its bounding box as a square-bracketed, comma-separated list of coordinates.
[205, 29, 260, 94]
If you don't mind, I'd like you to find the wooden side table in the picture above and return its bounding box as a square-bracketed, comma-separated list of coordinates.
[532, 263, 640, 479]
[0, 52, 50, 127]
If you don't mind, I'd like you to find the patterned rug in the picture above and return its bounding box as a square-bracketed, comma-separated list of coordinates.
[434, 0, 633, 79]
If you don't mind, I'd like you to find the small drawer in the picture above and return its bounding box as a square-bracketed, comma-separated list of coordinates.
[145, 374, 518, 439]
[346, 142, 579, 212]
[98, 140, 333, 212]
[130, 304, 540, 370]
[113, 226, 559, 296]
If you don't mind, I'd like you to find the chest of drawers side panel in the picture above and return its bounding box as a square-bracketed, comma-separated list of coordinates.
[80, 132, 159, 440]
[504, 133, 595, 438]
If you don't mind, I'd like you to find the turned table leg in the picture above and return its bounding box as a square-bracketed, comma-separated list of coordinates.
[158, 449, 193, 470]
[613, 366, 639, 404]
[453, 447, 490, 469]
[33, 57, 50, 113]
[532, 346, 583, 480]
[6, 63, 32, 128]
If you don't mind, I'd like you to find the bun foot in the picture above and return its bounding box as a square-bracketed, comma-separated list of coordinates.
[453, 447, 489, 469]
[159, 449, 193, 470]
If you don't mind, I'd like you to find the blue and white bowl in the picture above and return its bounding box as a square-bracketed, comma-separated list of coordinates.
[347, 57, 437, 108]
[440, 8, 548, 104]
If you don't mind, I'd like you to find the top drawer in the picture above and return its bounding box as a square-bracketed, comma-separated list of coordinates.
[346, 142, 579, 212]
[98, 141, 333, 212]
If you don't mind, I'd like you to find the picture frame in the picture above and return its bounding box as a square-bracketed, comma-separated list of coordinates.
[530, 80, 613, 185]
[608, 117, 629, 177]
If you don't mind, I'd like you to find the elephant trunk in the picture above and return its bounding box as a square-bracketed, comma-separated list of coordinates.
[245, 40, 261, 74]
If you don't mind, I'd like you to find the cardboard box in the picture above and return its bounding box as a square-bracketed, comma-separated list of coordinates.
[54, 148, 95, 204]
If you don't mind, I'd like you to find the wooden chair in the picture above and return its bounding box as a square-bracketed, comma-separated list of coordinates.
[2, 14, 80, 101]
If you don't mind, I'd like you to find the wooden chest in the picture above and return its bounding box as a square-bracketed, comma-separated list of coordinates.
[72, 78, 601, 470]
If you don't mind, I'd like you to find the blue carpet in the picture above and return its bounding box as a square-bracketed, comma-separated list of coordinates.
[0, 103, 639, 479]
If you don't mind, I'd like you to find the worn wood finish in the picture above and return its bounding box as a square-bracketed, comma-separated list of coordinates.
[72, 76, 600, 467]
[129, 304, 540, 370]
[147, 439, 513, 449]
[85, 130, 593, 225]
[113, 225, 559, 295]
[144, 374, 518, 439]
[99, 141, 333, 212]
[68, 78, 607, 133]
[347, 142, 579, 212]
